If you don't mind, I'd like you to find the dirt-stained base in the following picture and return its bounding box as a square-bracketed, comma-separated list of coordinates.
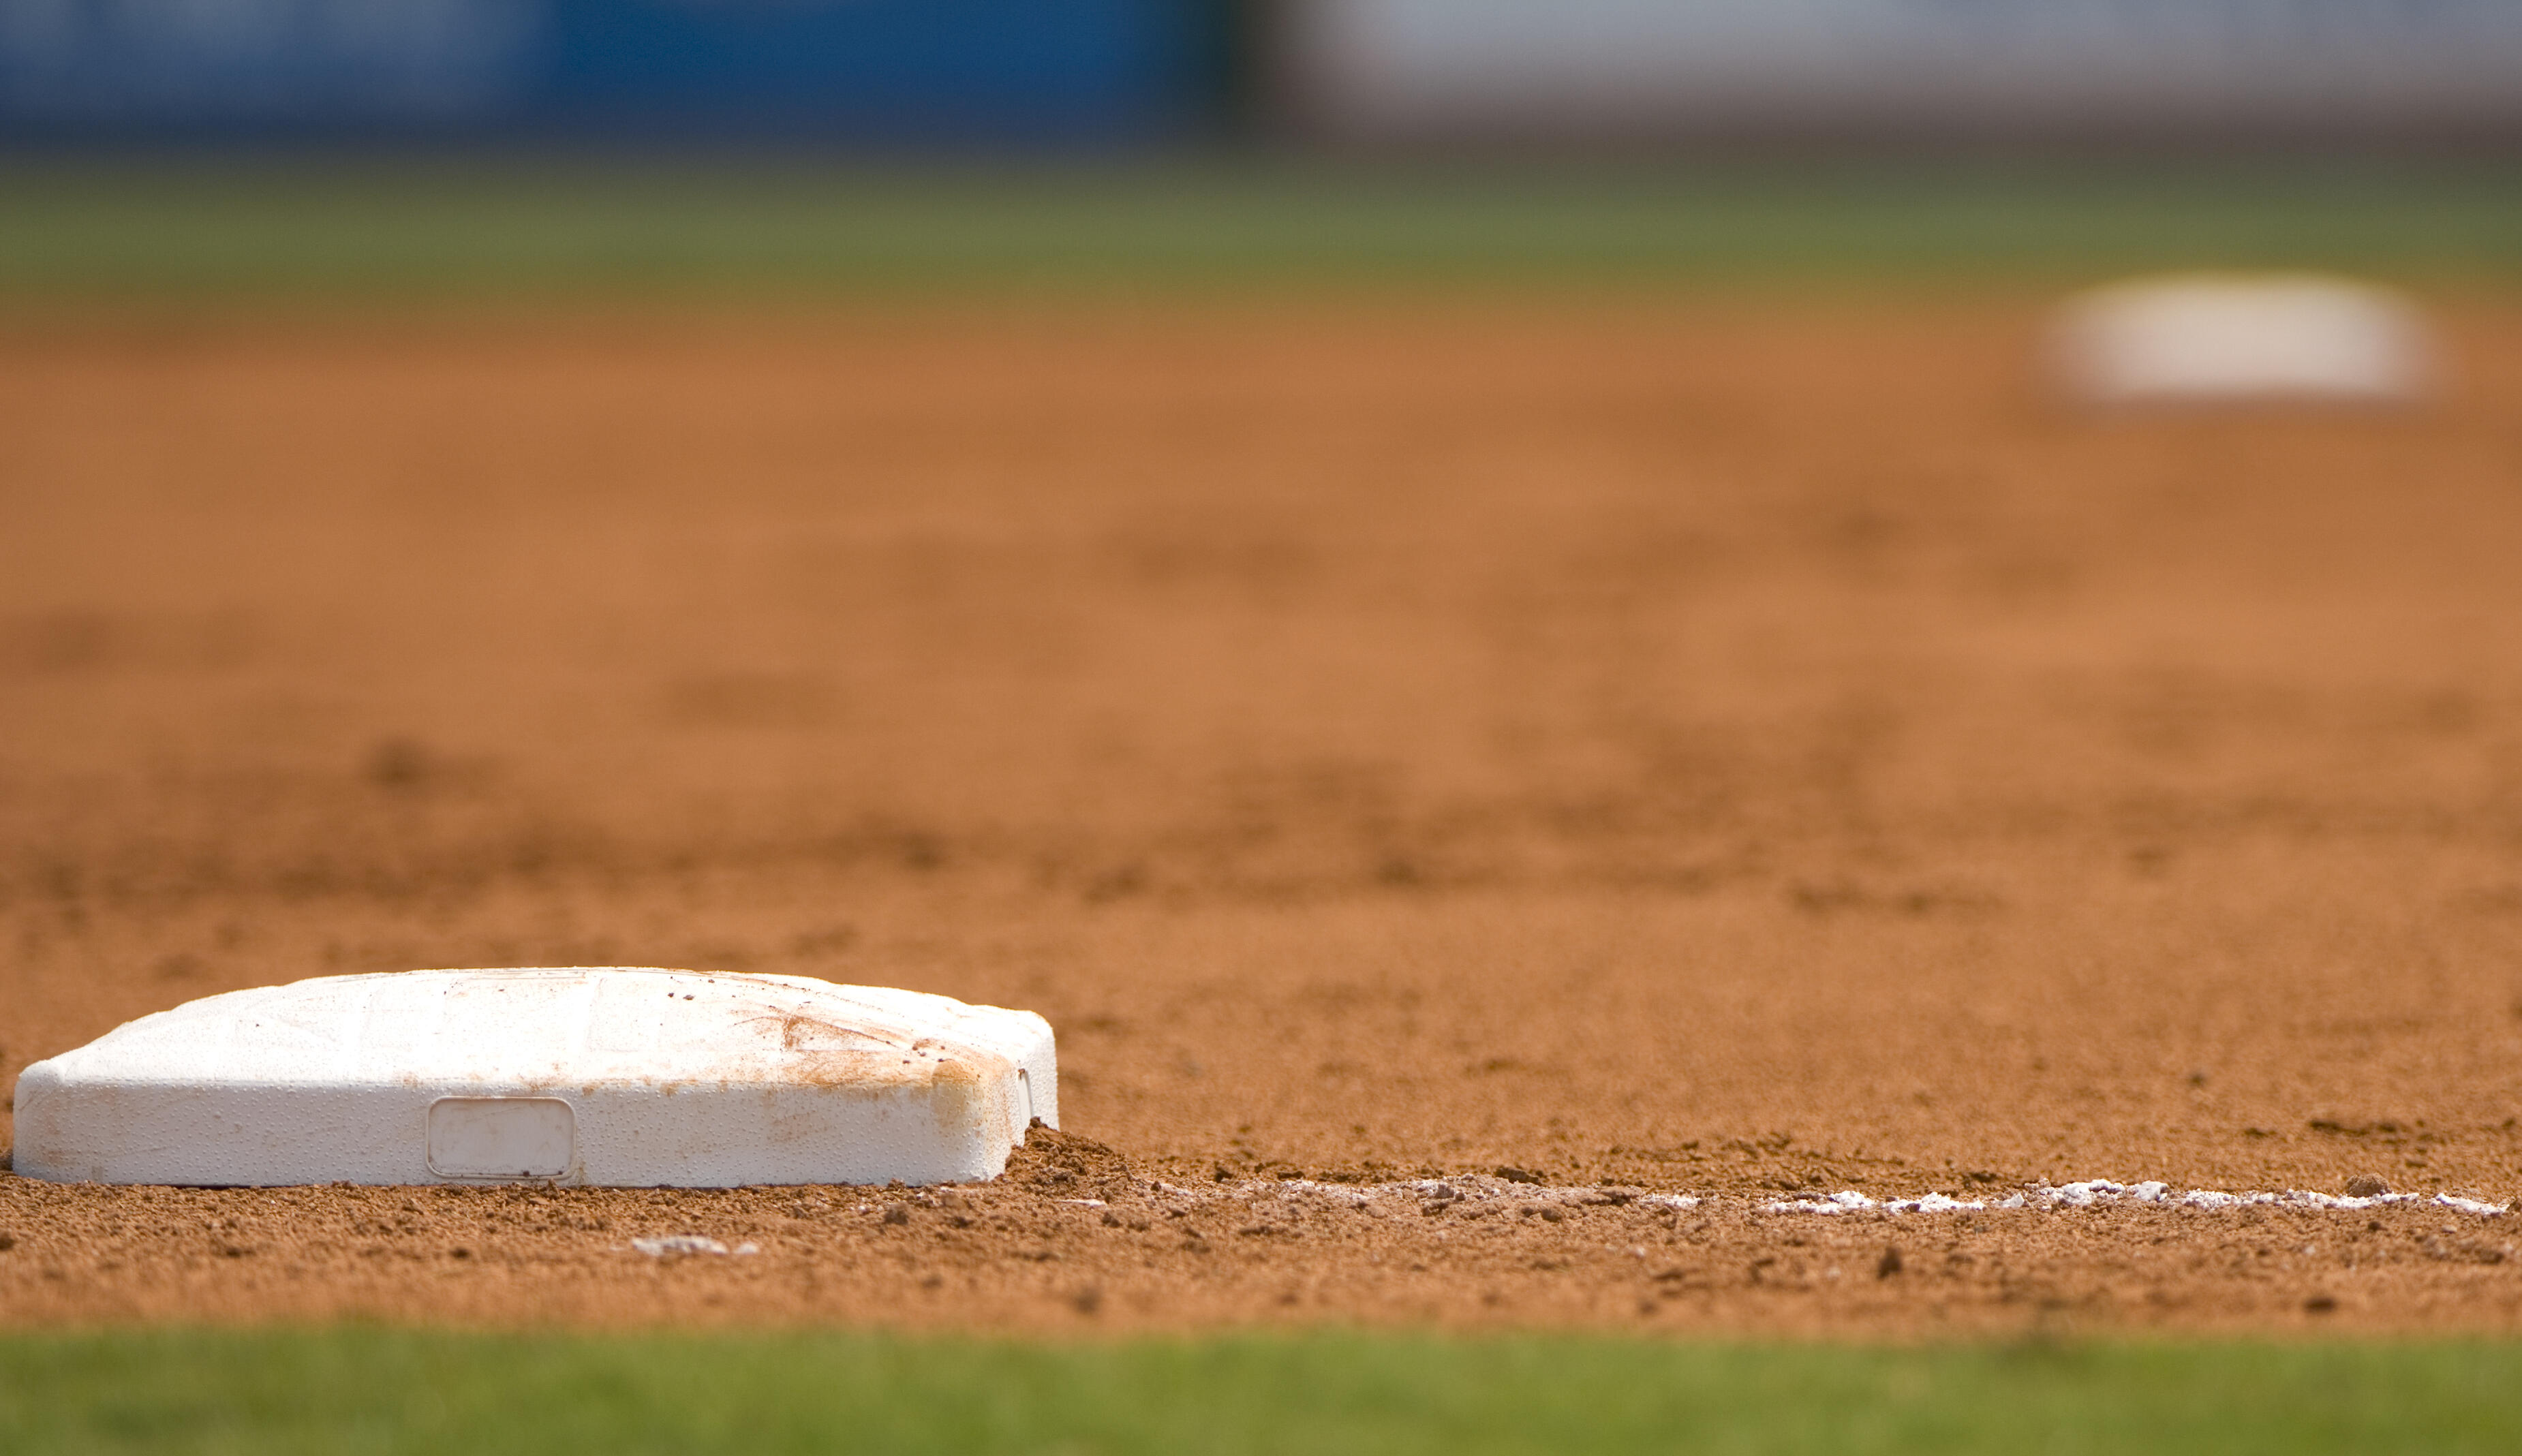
[3, 297, 2521, 1333]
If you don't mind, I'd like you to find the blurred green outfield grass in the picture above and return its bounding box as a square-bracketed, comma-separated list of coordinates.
[4, 159, 2522, 298]
[5, 1329, 2522, 1455]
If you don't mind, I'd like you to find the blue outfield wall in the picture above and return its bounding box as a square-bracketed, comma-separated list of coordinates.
[0, 0, 1227, 145]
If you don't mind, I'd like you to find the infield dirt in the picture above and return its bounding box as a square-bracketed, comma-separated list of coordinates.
[3, 296, 2521, 1334]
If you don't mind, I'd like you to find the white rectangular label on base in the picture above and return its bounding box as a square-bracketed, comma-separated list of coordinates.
[426, 1096, 576, 1179]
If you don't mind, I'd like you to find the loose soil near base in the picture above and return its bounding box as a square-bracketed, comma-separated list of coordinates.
[3, 296, 2521, 1335]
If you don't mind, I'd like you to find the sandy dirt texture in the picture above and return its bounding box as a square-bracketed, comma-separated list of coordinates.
[2, 296, 2521, 1335]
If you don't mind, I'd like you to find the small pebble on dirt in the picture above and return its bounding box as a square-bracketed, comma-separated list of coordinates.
[1877, 1245, 1903, 1278]
[2345, 1175, 2390, 1198]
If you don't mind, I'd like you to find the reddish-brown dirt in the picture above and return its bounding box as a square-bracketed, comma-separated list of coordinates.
[3, 296, 2521, 1334]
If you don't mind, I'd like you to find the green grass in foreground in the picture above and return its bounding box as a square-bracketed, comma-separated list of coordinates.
[5, 159, 2522, 298]
[3, 1331, 2521, 1455]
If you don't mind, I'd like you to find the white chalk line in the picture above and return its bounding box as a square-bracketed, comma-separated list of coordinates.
[1757, 1180, 2510, 1218]
[1150, 1173, 2511, 1218]
[622, 1174, 2510, 1254]
[630, 1234, 760, 1258]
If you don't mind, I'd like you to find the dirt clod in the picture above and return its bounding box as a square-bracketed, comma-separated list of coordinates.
[1006, 1127, 1135, 1201]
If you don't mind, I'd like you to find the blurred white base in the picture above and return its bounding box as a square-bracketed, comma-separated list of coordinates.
[2051, 275, 2432, 407]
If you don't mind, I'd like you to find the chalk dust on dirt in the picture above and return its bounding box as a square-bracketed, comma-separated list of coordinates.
[3, 297, 2521, 1334]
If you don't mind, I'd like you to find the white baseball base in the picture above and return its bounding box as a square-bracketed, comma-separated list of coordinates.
[11, 967, 1056, 1188]
[2052, 274, 2431, 407]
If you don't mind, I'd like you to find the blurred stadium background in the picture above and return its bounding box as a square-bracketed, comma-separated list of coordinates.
[5, 0, 2522, 151]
